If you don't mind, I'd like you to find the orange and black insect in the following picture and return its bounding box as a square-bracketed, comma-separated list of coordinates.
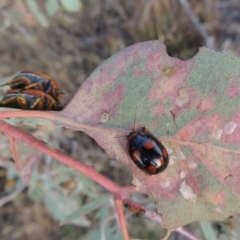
[0, 70, 62, 100]
[127, 126, 169, 175]
[60, 180, 77, 194]
[0, 89, 63, 111]
[123, 200, 145, 215]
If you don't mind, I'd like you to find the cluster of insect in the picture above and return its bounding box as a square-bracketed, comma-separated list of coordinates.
[127, 126, 169, 175]
[0, 70, 63, 111]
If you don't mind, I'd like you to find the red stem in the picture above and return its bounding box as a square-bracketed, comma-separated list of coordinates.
[0, 110, 127, 136]
[0, 120, 122, 194]
[115, 195, 129, 240]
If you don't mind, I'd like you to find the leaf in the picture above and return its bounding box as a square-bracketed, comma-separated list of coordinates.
[9, 126, 63, 183]
[55, 41, 240, 228]
[28, 186, 45, 201]
[11, 138, 42, 183]
[60, 0, 82, 12]
[44, 190, 90, 226]
[25, 0, 49, 27]
[200, 221, 218, 240]
[46, 0, 59, 16]
[61, 194, 112, 225]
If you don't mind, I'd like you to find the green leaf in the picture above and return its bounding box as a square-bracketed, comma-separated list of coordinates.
[61, 194, 112, 225]
[29, 186, 45, 201]
[46, 0, 59, 16]
[95, 206, 111, 222]
[200, 221, 218, 240]
[44, 190, 90, 226]
[60, 0, 82, 12]
[100, 215, 121, 240]
[25, 0, 49, 27]
[87, 230, 102, 240]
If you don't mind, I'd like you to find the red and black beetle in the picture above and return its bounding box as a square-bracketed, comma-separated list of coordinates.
[0, 70, 62, 101]
[0, 89, 63, 111]
[127, 127, 169, 175]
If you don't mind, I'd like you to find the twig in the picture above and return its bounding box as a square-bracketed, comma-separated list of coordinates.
[0, 110, 127, 135]
[0, 182, 26, 207]
[0, 9, 30, 37]
[175, 227, 201, 240]
[161, 230, 171, 240]
[115, 195, 129, 240]
[179, 0, 217, 51]
[0, 120, 124, 195]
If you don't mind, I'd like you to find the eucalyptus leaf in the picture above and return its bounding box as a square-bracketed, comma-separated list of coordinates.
[60, 0, 82, 12]
[61, 194, 112, 225]
[44, 190, 90, 226]
[46, 0, 59, 16]
[200, 221, 218, 240]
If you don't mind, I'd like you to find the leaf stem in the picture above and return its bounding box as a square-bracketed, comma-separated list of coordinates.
[115, 195, 129, 240]
[0, 120, 123, 194]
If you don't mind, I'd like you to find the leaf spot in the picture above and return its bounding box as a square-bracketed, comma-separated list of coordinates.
[223, 121, 237, 134]
[214, 207, 222, 213]
[187, 161, 197, 169]
[132, 178, 141, 189]
[176, 151, 186, 160]
[180, 171, 186, 179]
[209, 128, 222, 140]
[100, 112, 110, 123]
[160, 180, 170, 188]
[175, 90, 189, 108]
[77, 117, 83, 122]
[163, 66, 175, 77]
[169, 155, 176, 166]
[179, 181, 197, 202]
[166, 147, 173, 154]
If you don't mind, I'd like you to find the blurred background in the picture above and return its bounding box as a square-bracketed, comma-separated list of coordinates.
[0, 0, 240, 239]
